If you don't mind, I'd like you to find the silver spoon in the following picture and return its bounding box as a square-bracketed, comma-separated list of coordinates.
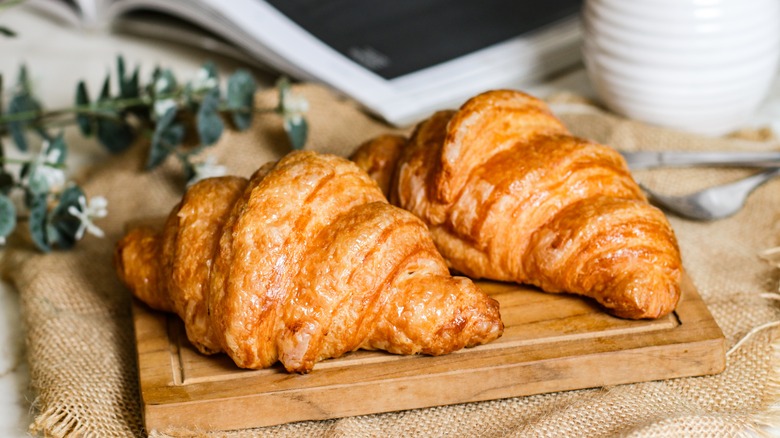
[620, 150, 780, 170]
[640, 167, 780, 220]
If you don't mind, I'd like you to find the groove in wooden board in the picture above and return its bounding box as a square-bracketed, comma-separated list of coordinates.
[167, 318, 185, 386]
[133, 273, 725, 432]
[166, 284, 679, 386]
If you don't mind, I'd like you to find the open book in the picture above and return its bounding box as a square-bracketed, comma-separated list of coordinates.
[30, 0, 583, 126]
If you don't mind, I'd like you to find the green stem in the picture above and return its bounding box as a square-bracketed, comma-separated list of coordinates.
[0, 157, 67, 169]
[0, 95, 274, 126]
[0, 99, 149, 124]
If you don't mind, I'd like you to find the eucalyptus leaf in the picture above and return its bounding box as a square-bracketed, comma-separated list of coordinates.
[47, 185, 84, 249]
[7, 91, 41, 152]
[147, 124, 185, 169]
[201, 61, 218, 80]
[128, 67, 140, 97]
[154, 69, 177, 96]
[45, 133, 68, 166]
[57, 185, 83, 210]
[118, 56, 140, 99]
[227, 70, 256, 131]
[0, 171, 13, 195]
[0, 142, 8, 189]
[284, 116, 308, 150]
[125, 67, 147, 119]
[28, 194, 50, 252]
[96, 116, 134, 153]
[193, 61, 218, 92]
[17, 65, 31, 93]
[183, 82, 196, 111]
[154, 105, 176, 133]
[145, 66, 162, 96]
[99, 74, 111, 100]
[147, 106, 184, 169]
[0, 193, 16, 242]
[94, 70, 135, 152]
[117, 55, 126, 88]
[276, 76, 291, 113]
[115, 56, 142, 118]
[181, 157, 196, 183]
[19, 162, 29, 183]
[151, 69, 178, 122]
[26, 167, 50, 197]
[0, 137, 11, 193]
[196, 88, 223, 146]
[146, 139, 171, 170]
[75, 81, 92, 136]
[0, 26, 16, 37]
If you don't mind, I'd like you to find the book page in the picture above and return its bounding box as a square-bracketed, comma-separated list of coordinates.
[25, 0, 84, 26]
[104, 0, 582, 126]
[265, 0, 581, 80]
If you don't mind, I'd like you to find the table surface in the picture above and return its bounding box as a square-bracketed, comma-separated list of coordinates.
[3, 5, 780, 437]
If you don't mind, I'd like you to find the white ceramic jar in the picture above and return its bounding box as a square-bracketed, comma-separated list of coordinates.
[582, 0, 780, 136]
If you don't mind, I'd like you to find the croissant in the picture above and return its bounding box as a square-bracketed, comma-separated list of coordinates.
[115, 151, 503, 373]
[351, 90, 682, 319]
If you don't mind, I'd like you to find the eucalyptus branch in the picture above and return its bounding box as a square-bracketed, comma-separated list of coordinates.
[0, 56, 310, 252]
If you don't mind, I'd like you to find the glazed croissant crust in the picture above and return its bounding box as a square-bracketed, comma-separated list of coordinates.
[351, 90, 682, 319]
[115, 151, 502, 373]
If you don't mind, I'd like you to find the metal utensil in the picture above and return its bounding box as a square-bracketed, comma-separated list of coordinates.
[620, 150, 780, 170]
[640, 167, 780, 220]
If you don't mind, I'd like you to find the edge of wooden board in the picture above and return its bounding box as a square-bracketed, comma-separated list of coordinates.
[132, 273, 725, 433]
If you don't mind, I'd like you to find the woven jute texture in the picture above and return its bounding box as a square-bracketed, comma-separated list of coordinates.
[3, 84, 779, 437]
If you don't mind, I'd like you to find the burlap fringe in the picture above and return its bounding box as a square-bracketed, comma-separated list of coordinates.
[751, 247, 780, 436]
[763, 247, 780, 291]
[750, 330, 780, 437]
[29, 406, 89, 438]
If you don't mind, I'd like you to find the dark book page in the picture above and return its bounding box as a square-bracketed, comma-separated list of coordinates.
[265, 0, 582, 79]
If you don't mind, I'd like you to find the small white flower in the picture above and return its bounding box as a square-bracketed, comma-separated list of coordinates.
[45, 146, 62, 164]
[154, 76, 171, 94]
[188, 156, 227, 186]
[281, 90, 309, 124]
[24, 142, 66, 194]
[153, 98, 177, 119]
[191, 68, 219, 92]
[284, 93, 309, 113]
[67, 195, 108, 240]
[36, 166, 66, 193]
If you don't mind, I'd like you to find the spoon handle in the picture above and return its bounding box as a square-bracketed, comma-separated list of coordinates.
[621, 151, 780, 170]
[728, 166, 780, 194]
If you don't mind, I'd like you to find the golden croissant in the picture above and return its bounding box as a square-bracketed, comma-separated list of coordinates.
[351, 90, 682, 319]
[115, 151, 503, 373]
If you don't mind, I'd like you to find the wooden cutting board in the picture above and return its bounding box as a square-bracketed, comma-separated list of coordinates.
[133, 274, 725, 433]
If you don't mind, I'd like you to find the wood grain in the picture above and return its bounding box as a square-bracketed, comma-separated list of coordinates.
[133, 274, 725, 434]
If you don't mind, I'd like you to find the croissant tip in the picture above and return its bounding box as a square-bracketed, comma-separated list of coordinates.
[601, 274, 682, 320]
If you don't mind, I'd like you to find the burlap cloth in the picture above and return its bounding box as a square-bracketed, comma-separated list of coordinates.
[2, 84, 779, 437]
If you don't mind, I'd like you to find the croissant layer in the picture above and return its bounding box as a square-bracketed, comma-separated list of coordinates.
[116, 151, 502, 372]
[351, 90, 681, 319]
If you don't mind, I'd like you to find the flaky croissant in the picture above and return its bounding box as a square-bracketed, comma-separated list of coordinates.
[115, 151, 502, 373]
[351, 90, 682, 319]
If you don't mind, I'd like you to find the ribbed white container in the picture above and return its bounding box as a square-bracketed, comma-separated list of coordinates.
[582, 0, 780, 135]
